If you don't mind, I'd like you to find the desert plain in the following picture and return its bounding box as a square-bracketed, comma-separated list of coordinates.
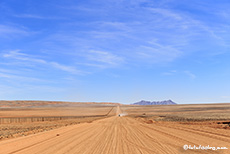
[0, 101, 229, 154]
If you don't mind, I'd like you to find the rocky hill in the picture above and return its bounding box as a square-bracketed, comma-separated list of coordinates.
[132, 100, 177, 105]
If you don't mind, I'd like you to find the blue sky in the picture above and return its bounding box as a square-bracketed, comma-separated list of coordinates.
[0, 0, 229, 104]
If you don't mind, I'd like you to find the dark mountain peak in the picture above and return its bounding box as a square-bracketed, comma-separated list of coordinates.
[132, 100, 177, 105]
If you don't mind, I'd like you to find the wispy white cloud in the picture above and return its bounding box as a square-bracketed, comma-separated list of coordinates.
[2, 50, 83, 74]
[149, 8, 182, 20]
[14, 14, 45, 19]
[162, 70, 196, 79]
[84, 50, 125, 68]
[0, 72, 44, 82]
[14, 14, 66, 20]
[97, 21, 131, 32]
[0, 68, 20, 74]
[3, 50, 46, 63]
[0, 25, 29, 38]
[136, 44, 182, 63]
[184, 71, 196, 79]
[50, 62, 82, 74]
[162, 70, 177, 76]
[0, 67, 49, 83]
[75, 62, 110, 69]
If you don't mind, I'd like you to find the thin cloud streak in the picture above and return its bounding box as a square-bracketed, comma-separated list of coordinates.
[184, 71, 196, 79]
[0, 72, 45, 82]
[0, 25, 29, 38]
[14, 14, 67, 20]
[86, 50, 124, 66]
[2, 50, 83, 75]
[14, 14, 46, 19]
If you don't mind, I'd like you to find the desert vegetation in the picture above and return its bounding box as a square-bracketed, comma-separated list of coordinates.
[123, 103, 230, 121]
[0, 102, 116, 140]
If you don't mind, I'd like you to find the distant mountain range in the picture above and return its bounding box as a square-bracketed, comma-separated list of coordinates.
[132, 100, 177, 105]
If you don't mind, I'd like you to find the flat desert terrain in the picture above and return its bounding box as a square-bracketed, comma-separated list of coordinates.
[0, 101, 229, 154]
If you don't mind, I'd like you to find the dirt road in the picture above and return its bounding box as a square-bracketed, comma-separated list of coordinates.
[0, 106, 229, 154]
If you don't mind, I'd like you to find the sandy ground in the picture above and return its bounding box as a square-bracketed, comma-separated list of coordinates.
[0, 106, 229, 154]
